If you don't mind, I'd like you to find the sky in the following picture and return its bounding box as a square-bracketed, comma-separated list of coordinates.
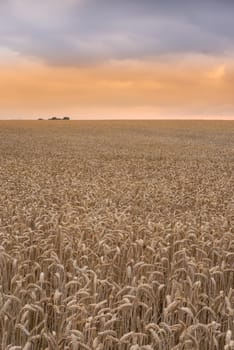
[0, 0, 234, 119]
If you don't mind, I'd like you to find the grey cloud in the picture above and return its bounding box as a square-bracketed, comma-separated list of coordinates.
[0, 0, 234, 65]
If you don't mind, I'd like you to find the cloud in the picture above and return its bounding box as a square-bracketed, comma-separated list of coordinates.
[0, 0, 234, 66]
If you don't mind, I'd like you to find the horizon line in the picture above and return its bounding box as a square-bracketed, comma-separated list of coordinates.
[0, 117, 234, 122]
[0, 117, 234, 121]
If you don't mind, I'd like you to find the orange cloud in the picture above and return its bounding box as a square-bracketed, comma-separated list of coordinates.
[0, 56, 234, 119]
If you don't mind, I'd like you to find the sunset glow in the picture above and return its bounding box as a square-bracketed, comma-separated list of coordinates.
[1, 0, 234, 119]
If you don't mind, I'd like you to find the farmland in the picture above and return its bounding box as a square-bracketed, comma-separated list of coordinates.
[0, 120, 233, 349]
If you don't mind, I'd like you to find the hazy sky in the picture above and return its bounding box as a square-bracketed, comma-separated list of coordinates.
[1, 0, 234, 119]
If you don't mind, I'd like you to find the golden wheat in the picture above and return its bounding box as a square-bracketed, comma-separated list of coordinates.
[0, 120, 233, 349]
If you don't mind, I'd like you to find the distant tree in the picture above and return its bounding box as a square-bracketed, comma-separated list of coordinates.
[38, 118, 43, 120]
[48, 116, 69, 120]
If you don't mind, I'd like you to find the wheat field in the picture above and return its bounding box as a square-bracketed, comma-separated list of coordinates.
[0, 120, 233, 350]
